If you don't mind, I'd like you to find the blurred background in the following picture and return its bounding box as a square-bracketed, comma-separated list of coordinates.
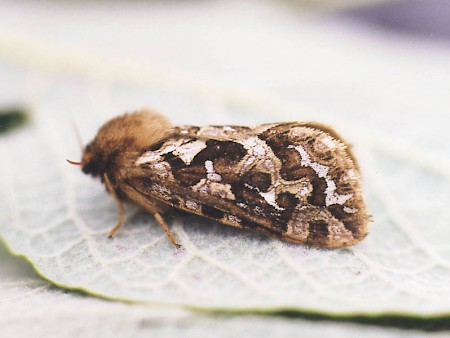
[1, 0, 449, 149]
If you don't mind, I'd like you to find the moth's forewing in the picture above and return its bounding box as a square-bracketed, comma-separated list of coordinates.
[131, 123, 369, 248]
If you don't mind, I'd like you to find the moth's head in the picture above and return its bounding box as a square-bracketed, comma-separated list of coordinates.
[80, 142, 103, 177]
[67, 141, 104, 177]
[68, 109, 172, 178]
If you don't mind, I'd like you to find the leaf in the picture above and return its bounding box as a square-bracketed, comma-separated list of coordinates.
[1, 242, 444, 337]
[0, 95, 449, 318]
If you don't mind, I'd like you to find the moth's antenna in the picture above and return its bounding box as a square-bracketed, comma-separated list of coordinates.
[66, 159, 82, 166]
[66, 120, 84, 166]
[72, 120, 84, 151]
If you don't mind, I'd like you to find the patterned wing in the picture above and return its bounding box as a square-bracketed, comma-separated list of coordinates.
[129, 123, 369, 247]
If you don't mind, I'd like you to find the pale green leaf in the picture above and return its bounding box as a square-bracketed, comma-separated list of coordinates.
[0, 92, 449, 317]
[0, 242, 441, 337]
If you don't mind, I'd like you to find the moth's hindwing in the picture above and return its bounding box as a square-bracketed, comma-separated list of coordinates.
[131, 123, 369, 247]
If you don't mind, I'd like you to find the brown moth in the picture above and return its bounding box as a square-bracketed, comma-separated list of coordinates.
[68, 109, 369, 248]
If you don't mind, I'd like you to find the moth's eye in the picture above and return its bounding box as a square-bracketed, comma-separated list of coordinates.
[82, 158, 101, 176]
[81, 144, 102, 177]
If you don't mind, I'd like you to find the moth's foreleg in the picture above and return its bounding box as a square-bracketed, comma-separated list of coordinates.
[107, 203, 124, 238]
[103, 174, 125, 238]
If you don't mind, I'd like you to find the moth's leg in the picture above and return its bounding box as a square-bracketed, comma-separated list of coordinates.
[154, 213, 181, 249]
[117, 183, 181, 248]
[103, 174, 125, 238]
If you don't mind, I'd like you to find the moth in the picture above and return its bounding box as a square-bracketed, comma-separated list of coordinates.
[68, 109, 369, 248]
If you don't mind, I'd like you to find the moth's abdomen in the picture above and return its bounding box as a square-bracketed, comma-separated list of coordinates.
[134, 123, 369, 248]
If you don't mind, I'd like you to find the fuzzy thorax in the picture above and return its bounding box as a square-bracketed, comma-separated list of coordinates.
[81, 109, 172, 180]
